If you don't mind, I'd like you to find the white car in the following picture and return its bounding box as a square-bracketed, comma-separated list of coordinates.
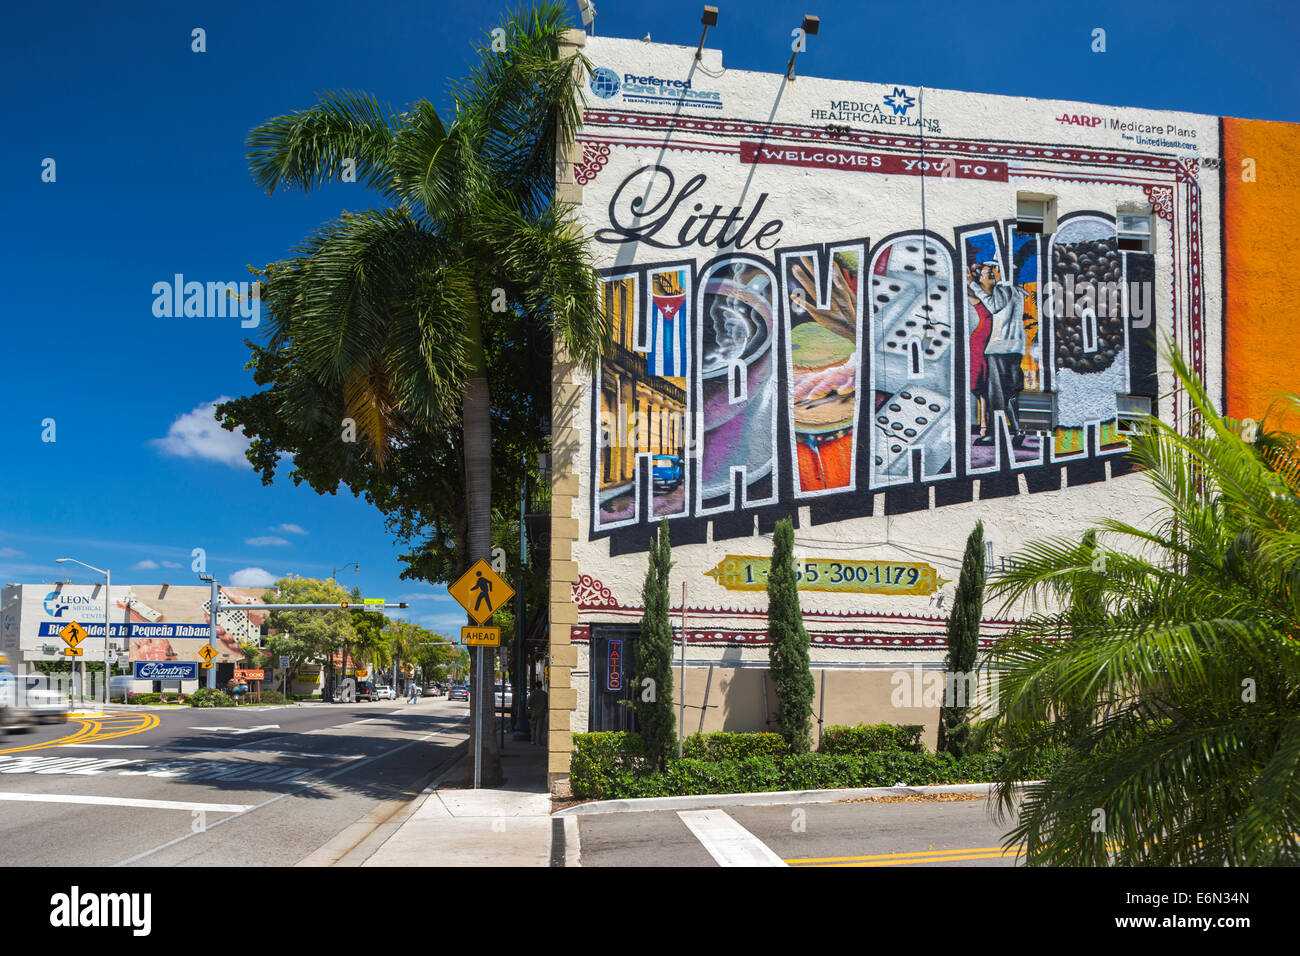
[374, 685, 397, 701]
[22, 688, 69, 724]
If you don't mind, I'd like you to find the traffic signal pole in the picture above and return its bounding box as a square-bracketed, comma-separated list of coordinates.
[198, 580, 408, 693]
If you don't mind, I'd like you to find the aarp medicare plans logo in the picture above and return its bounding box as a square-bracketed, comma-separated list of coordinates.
[590, 67, 621, 99]
[43, 591, 92, 617]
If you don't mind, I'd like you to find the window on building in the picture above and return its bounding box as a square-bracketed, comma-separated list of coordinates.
[1116, 394, 1154, 434]
[1018, 391, 1058, 432]
[1117, 212, 1153, 252]
[1016, 194, 1055, 234]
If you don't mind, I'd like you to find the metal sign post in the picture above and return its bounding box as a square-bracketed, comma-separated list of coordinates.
[448, 559, 515, 789]
[474, 646, 484, 789]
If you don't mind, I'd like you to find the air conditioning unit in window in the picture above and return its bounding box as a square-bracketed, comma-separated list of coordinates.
[1116, 394, 1153, 433]
[1018, 391, 1057, 432]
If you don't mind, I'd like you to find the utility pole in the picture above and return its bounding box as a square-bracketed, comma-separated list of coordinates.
[513, 467, 528, 739]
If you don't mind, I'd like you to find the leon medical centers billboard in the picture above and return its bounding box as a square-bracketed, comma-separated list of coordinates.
[1, 583, 268, 664]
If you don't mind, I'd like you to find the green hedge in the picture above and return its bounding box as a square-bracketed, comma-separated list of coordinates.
[189, 688, 235, 708]
[682, 731, 788, 762]
[570, 730, 1066, 800]
[820, 723, 926, 755]
[252, 690, 287, 705]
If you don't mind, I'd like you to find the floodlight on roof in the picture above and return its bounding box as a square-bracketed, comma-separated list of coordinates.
[786, 13, 820, 80]
[696, 6, 718, 61]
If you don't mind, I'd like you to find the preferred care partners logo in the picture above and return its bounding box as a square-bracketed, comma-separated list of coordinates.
[589, 65, 722, 110]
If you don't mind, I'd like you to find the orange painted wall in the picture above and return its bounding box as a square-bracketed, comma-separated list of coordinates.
[1223, 116, 1300, 423]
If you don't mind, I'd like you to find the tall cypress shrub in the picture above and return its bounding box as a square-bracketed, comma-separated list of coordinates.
[634, 519, 676, 771]
[938, 520, 985, 756]
[767, 518, 815, 753]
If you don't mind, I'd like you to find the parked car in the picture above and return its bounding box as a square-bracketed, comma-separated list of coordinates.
[652, 454, 684, 489]
[494, 683, 513, 709]
[343, 680, 377, 702]
[375, 685, 397, 701]
[448, 685, 469, 701]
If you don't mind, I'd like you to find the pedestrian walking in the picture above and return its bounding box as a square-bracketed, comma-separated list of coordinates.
[408, 681, 419, 703]
[528, 681, 548, 746]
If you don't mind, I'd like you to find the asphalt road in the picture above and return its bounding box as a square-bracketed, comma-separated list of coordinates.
[576, 795, 1025, 867]
[0, 697, 469, 867]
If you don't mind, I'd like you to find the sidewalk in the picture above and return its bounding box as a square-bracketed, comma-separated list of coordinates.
[363, 736, 556, 867]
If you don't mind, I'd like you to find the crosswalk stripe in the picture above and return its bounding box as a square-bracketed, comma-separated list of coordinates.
[0, 792, 253, 813]
[677, 809, 787, 867]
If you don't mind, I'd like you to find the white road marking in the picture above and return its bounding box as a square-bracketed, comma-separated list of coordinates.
[112, 723, 468, 867]
[191, 724, 281, 734]
[676, 809, 788, 867]
[61, 745, 363, 758]
[0, 792, 252, 813]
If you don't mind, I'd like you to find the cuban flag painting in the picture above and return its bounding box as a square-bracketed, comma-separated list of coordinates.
[648, 269, 687, 378]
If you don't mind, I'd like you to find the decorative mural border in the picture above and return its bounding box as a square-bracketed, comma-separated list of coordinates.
[571, 575, 1022, 628]
[571, 623, 1016, 649]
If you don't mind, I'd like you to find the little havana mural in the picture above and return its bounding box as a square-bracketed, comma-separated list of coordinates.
[590, 171, 1158, 550]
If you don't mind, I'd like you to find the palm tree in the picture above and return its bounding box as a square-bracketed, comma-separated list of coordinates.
[984, 342, 1300, 866]
[244, 4, 604, 782]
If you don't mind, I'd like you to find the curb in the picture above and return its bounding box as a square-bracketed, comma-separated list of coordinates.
[554, 781, 1038, 816]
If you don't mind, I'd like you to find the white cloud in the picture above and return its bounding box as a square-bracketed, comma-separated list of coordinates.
[149, 397, 250, 468]
[271, 523, 308, 535]
[230, 567, 277, 587]
[0, 547, 23, 559]
[245, 536, 290, 547]
[131, 560, 160, 570]
[399, 591, 454, 602]
[161, 561, 182, 569]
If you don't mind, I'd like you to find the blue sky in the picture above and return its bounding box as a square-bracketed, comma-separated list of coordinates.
[3, 0, 1297, 636]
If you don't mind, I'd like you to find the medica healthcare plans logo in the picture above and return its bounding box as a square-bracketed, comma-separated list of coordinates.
[589, 65, 722, 110]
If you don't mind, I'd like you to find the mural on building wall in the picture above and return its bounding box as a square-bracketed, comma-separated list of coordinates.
[588, 183, 1159, 550]
[781, 245, 862, 496]
[595, 269, 691, 529]
[1048, 215, 1133, 459]
[697, 257, 779, 514]
[961, 225, 1044, 471]
[869, 234, 957, 487]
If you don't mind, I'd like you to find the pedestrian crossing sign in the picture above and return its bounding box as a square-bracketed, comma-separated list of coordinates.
[448, 559, 514, 625]
[197, 644, 217, 663]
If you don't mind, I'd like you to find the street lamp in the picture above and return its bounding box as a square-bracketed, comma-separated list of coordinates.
[331, 562, 359, 581]
[54, 558, 112, 707]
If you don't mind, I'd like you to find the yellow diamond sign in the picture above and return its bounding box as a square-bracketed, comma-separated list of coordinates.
[448, 559, 514, 625]
[197, 644, 218, 663]
[59, 621, 88, 648]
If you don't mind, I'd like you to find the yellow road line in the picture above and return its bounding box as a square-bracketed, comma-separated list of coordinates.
[0, 712, 159, 755]
[787, 846, 1023, 866]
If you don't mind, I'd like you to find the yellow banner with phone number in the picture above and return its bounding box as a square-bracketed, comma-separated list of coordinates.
[705, 555, 949, 596]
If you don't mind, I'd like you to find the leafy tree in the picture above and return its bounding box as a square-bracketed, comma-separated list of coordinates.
[938, 521, 985, 757]
[230, 3, 602, 784]
[768, 518, 815, 753]
[986, 343, 1300, 866]
[634, 519, 676, 772]
[262, 576, 355, 694]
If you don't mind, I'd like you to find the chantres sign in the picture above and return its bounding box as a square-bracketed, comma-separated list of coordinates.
[133, 661, 199, 681]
